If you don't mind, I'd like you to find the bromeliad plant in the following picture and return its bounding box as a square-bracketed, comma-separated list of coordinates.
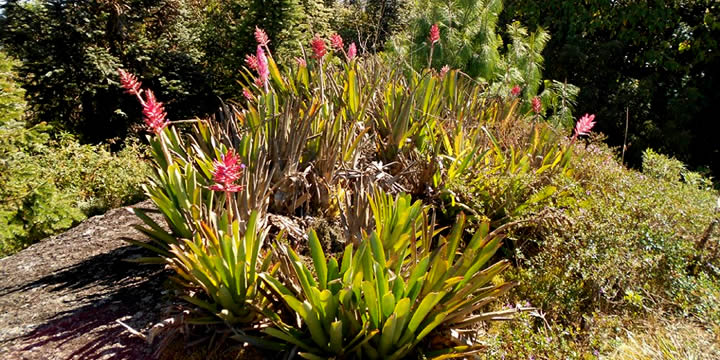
[118, 68, 277, 325]
[168, 211, 279, 323]
[117, 28, 563, 355]
[260, 190, 516, 359]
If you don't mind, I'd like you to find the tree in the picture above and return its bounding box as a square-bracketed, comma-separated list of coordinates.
[388, 0, 576, 123]
[0, 0, 215, 143]
[502, 0, 720, 175]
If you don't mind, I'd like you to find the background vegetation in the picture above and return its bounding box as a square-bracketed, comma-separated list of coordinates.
[500, 0, 720, 175]
[0, 0, 719, 358]
[0, 52, 147, 256]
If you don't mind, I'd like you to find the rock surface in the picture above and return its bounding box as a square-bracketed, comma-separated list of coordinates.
[0, 200, 167, 360]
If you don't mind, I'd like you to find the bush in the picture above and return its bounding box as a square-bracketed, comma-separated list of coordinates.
[507, 142, 720, 324]
[0, 52, 148, 256]
[0, 128, 149, 255]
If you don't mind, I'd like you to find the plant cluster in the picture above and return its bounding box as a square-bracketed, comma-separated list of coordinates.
[117, 28, 588, 357]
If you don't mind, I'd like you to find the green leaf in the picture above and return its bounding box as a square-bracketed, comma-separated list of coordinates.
[308, 229, 328, 290]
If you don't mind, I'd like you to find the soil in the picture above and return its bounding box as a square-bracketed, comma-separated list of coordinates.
[0, 200, 168, 360]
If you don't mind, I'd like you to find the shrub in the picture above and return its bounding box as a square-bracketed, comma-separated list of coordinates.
[0, 51, 148, 256]
[507, 142, 720, 323]
[643, 148, 714, 190]
[0, 128, 148, 255]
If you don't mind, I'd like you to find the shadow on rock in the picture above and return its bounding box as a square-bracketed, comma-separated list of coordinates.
[2, 245, 168, 360]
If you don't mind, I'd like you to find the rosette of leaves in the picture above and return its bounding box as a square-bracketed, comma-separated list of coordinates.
[167, 211, 280, 324]
[260, 191, 515, 359]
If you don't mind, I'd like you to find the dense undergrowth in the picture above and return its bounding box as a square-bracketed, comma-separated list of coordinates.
[116, 29, 720, 359]
[0, 52, 148, 256]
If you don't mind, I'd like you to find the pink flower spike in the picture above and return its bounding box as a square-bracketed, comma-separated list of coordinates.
[256, 45, 269, 87]
[210, 149, 244, 193]
[429, 24, 440, 45]
[245, 54, 259, 71]
[295, 56, 307, 67]
[142, 90, 168, 134]
[511, 85, 521, 97]
[440, 65, 450, 77]
[117, 69, 142, 96]
[347, 42, 357, 60]
[574, 113, 596, 138]
[330, 33, 343, 50]
[311, 36, 326, 59]
[242, 88, 254, 100]
[254, 26, 269, 47]
[532, 96, 542, 114]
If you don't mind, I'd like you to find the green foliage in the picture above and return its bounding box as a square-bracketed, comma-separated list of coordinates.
[392, 0, 505, 80]
[0, 0, 214, 142]
[0, 52, 25, 127]
[538, 80, 580, 128]
[388, 0, 578, 129]
[262, 192, 513, 359]
[502, 0, 720, 175]
[642, 148, 713, 190]
[0, 127, 148, 255]
[481, 311, 607, 359]
[440, 118, 573, 225]
[0, 50, 148, 255]
[507, 142, 720, 324]
[328, 0, 411, 53]
[168, 211, 278, 324]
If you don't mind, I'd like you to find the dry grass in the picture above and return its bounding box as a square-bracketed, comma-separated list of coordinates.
[610, 319, 720, 360]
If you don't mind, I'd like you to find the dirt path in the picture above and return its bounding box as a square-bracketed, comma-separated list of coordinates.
[0, 201, 168, 360]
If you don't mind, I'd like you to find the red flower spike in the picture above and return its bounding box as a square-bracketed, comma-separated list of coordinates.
[347, 42, 357, 60]
[256, 45, 269, 87]
[243, 88, 253, 100]
[117, 68, 142, 96]
[142, 90, 168, 134]
[245, 54, 259, 71]
[311, 36, 327, 59]
[429, 24, 440, 45]
[330, 33, 343, 50]
[255, 27, 269, 47]
[440, 65, 450, 77]
[573, 113, 596, 139]
[210, 149, 244, 193]
[511, 85, 521, 97]
[532, 97, 542, 114]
